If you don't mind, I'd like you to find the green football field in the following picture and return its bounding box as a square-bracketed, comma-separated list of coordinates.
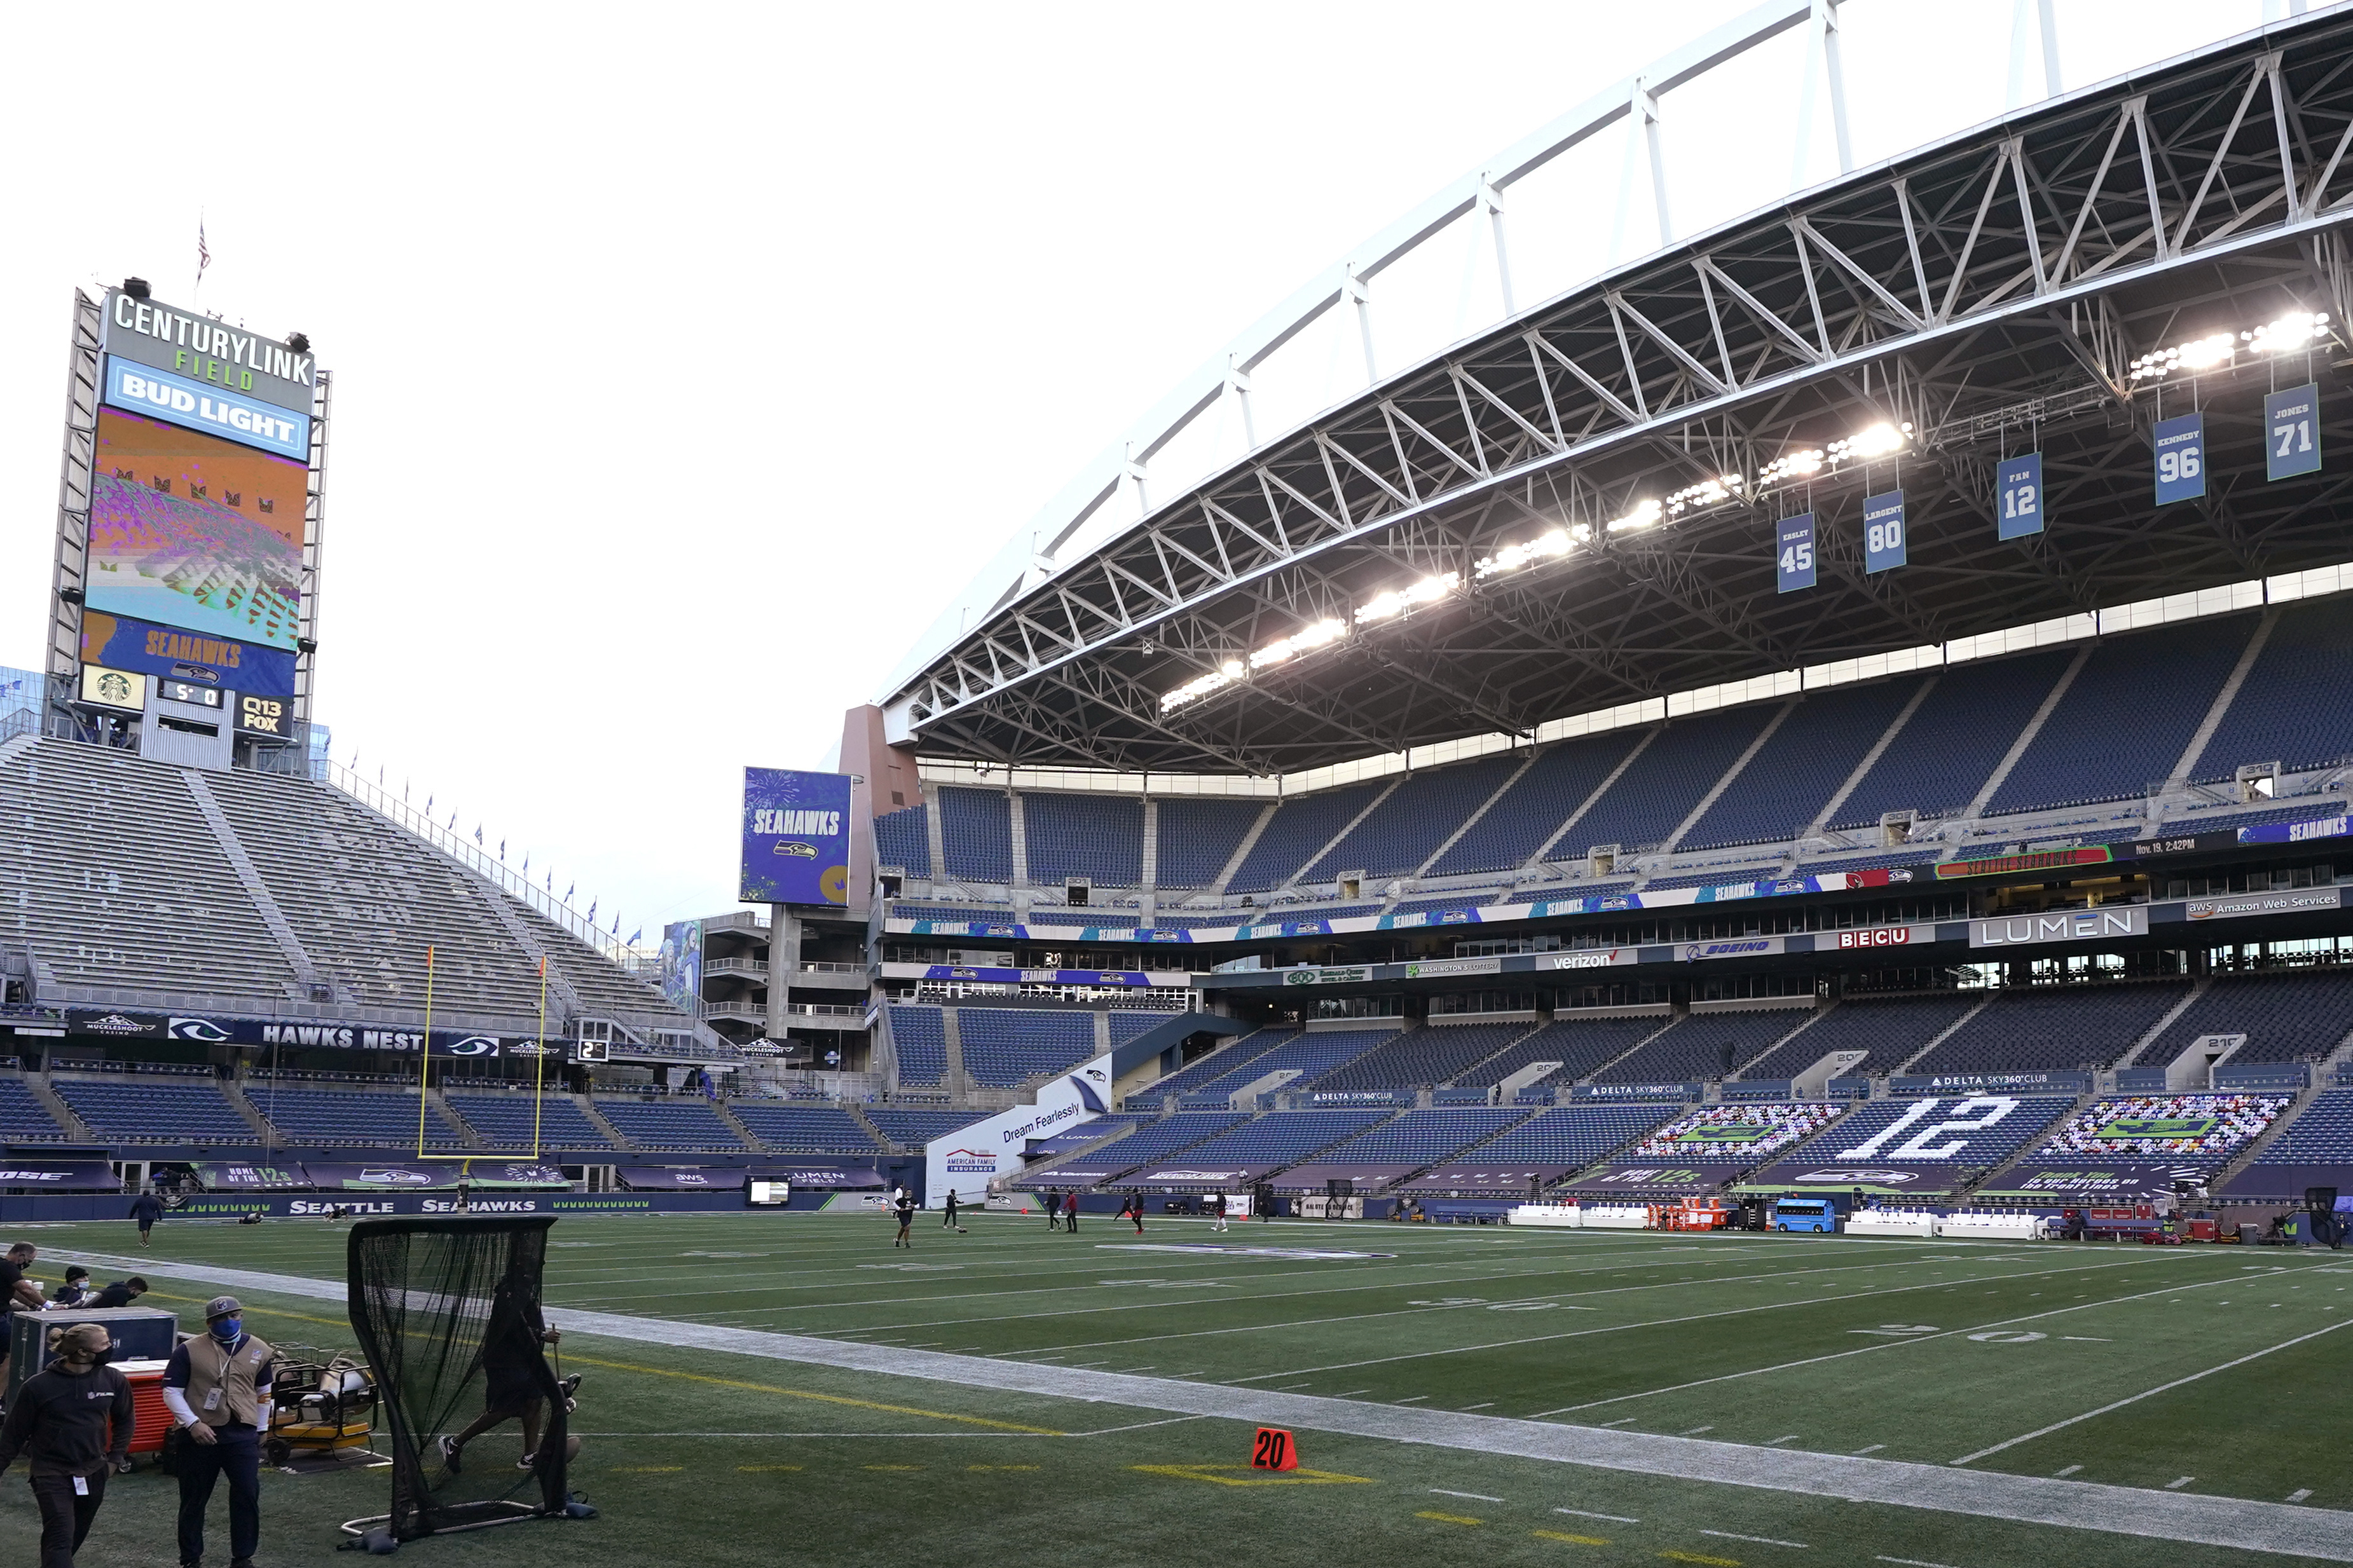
[3, 1210, 2347, 1567]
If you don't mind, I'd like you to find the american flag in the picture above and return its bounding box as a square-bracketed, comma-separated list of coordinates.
[195, 220, 210, 296]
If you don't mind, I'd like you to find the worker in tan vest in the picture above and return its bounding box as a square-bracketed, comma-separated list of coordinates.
[160, 1296, 275, 1568]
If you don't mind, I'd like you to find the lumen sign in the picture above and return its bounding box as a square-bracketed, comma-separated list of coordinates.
[1968, 906, 2149, 948]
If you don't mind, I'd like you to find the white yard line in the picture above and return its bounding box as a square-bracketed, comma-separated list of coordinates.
[1702, 1528, 1809, 1546]
[82, 1251, 2353, 1564]
[1947, 1319, 2353, 1466]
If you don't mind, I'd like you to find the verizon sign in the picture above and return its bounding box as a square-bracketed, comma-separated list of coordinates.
[1968, 905, 2149, 948]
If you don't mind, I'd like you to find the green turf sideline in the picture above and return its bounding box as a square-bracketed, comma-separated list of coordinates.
[71, 1249, 2353, 1562]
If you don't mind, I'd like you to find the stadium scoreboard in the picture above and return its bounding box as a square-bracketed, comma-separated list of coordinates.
[48, 283, 327, 759]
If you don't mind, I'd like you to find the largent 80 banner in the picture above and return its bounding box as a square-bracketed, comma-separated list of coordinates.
[740, 768, 852, 906]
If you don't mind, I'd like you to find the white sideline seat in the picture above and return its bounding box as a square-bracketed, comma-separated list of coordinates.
[1935, 1211, 2048, 1239]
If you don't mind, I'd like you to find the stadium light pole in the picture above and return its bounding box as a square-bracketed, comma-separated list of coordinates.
[415, 945, 436, 1159]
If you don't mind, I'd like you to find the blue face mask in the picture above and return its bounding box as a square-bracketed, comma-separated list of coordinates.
[210, 1318, 242, 1341]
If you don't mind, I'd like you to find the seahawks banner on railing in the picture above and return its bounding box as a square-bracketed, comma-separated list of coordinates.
[193, 1161, 313, 1192]
[64, 1010, 519, 1057]
[304, 1162, 569, 1190]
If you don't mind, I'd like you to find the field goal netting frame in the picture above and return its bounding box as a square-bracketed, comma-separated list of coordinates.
[339, 1214, 573, 1544]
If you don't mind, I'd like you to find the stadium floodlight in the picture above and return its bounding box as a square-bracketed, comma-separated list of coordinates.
[2129, 313, 2329, 381]
[1826, 420, 1911, 461]
[2129, 332, 2236, 381]
[2247, 310, 2329, 353]
[1605, 498, 1664, 533]
[1666, 476, 1745, 517]
[1356, 571, 1459, 624]
[1474, 528, 1574, 577]
[1756, 447, 1824, 486]
[1249, 617, 1346, 670]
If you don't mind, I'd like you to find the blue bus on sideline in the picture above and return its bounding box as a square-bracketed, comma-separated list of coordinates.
[1773, 1196, 1839, 1233]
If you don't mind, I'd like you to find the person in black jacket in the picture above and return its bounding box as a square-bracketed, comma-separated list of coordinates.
[87, 1278, 146, 1311]
[0, 1321, 133, 1567]
[127, 1192, 164, 1248]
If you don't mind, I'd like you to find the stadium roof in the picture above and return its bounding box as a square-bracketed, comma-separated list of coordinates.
[885, 8, 2353, 776]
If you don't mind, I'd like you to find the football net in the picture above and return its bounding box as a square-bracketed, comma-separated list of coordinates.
[345, 1215, 572, 1541]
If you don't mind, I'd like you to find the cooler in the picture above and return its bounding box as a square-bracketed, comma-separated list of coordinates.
[6, 1307, 181, 1402]
[116, 1358, 174, 1456]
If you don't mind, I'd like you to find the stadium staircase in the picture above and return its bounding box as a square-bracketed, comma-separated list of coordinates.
[2212, 1077, 2332, 1188]
[2164, 606, 2279, 790]
[217, 1080, 282, 1144]
[576, 1096, 635, 1152]
[1888, 997, 1993, 1078]
[710, 1098, 763, 1150]
[428, 1087, 489, 1150]
[1205, 803, 1278, 895]
[23, 1077, 90, 1141]
[2109, 978, 2216, 1072]
[845, 1103, 891, 1148]
[181, 772, 334, 1004]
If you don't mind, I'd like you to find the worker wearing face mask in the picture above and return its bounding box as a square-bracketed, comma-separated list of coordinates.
[160, 1296, 275, 1568]
[0, 1321, 133, 1568]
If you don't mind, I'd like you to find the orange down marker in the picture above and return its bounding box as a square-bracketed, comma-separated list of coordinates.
[1251, 1428, 1298, 1471]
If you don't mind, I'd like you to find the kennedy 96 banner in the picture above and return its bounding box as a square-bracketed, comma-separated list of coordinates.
[741, 768, 853, 906]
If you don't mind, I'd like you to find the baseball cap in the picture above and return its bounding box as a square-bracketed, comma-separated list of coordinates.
[203, 1295, 243, 1320]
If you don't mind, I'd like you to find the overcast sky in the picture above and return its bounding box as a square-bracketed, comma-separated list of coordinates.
[0, 1, 2281, 940]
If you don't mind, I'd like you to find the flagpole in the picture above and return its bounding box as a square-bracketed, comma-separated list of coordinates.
[416, 945, 436, 1157]
[532, 955, 548, 1162]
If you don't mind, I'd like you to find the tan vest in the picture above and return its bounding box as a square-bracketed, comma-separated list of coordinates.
[182, 1332, 275, 1428]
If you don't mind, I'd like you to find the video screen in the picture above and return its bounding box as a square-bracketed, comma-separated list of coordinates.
[87, 406, 306, 651]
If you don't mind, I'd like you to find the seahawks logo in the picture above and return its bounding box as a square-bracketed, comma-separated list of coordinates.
[773, 842, 818, 859]
[1795, 1169, 1918, 1184]
[168, 1018, 231, 1044]
[442, 1035, 499, 1056]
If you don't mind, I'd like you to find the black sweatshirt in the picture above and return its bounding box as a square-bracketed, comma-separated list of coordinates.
[0, 1364, 134, 1476]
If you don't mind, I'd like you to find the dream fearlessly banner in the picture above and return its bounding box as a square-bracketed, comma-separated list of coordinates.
[740, 768, 852, 906]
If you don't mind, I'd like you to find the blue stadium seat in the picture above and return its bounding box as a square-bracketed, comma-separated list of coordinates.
[2255, 1089, 2353, 1164]
[1986, 617, 2254, 815]
[1455, 1016, 1664, 1088]
[1447, 1104, 1677, 1166]
[1305, 1108, 1533, 1167]
[955, 1008, 1097, 1086]
[1113, 1108, 1392, 1183]
[890, 1006, 949, 1086]
[1149, 1027, 1299, 1094]
[249, 1087, 465, 1147]
[1024, 793, 1144, 886]
[1018, 1110, 1247, 1183]
[1109, 1012, 1181, 1046]
[873, 806, 931, 876]
[1426, 732, 1647, 878]
[729, 1103, 883, 1154]
[937, 787, 1015, 882]
[2193, 597, 2353, 781]
[1153, 799, 1266, 887]
[1180, 1028, 1396, 1097]
[866, 1108, 986, 1146]
[1832, 650, 2072, 829]
[1739, 992, 1980, 1079]
[444, 1091, 614, 1151]
[0, 1078, 65, 1140]
[1678, 679, 1921, 850]
[1301, 756, 1518, 880]
[1556, 704, 1780, 860]
[1593, 1009, 1816, 1084]
[52, 1079, 252, 1143]
[2136, 971, 2353, 1067]
[594, 1098, 749, 1151]
[1226, 783, 1385, 892]
[1907, 981, 2193, 1075]
[1308, 1021, 1533, 1091]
